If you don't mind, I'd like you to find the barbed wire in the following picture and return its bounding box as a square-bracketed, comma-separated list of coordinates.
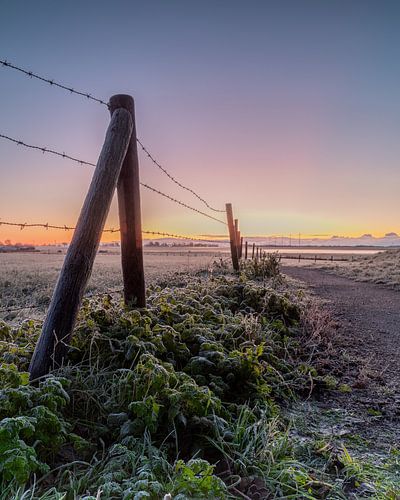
[140, 183, 226, 225]
[0, 220, 227, 241]
[0, 221, 119, 232]
[0, 134, 96, 166]
[0, 133, 227, 225]
[136, 138, 225, 213]
[0, 59, 109, 107]
[142, 230, 227, 242]
[1, 59, 225, 213]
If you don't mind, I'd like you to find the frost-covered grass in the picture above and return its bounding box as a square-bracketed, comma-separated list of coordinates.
[317, 249, 400, 289]
[0, 251, 226, 323]
[0, 256, 398, 498]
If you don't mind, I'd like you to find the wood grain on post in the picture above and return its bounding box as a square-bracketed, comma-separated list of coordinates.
[237, 231, 241, 259]
[226, 204, 239, 271]
[109, 95, 146, 308]
[29, 109, 133, 380]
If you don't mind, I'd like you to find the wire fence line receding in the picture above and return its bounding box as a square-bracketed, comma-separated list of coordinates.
[0, 132, 227, 225]
[0, 220, 227, 242]
[1, 58, 225, 214]
[0, 59, 109, 107]
[137, 138, 225, 213]
[140, 183, 227, 225]
[0, 134, 96, 166]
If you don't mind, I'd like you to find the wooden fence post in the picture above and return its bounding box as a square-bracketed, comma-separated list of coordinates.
[226, 204, 239, 271]
[240, 236, 243, 259]
[109, 95, 146, 308]
[245, 241, 248, 260]
[29, 109, 133, 379]
[252, 242, 255, 259]
[234, 219, 239, 259]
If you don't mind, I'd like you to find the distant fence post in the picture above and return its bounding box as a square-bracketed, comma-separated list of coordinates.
[240, 236, 243, 259]
[245, 240, 248, 260]
[226, 204, 239, 271]
[252, 243, 255, 259]
[29, 108, 133, 380]
[109, 95, 146, 308]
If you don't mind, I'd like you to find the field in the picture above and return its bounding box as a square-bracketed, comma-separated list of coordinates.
[293, 248, 400, 290]
[1, 251, 399, 498]
[0, 249, 229, 322]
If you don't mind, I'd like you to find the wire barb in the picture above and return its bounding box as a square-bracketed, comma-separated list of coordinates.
[1, 58, 225, 213]
[0, 133, 227, 225]
[140, 183, 227, 225]
[0, 220, 227, 239]
[137, 138, 225, 213]
[0, 134, 96, 166]
[0, 59, 109, 107]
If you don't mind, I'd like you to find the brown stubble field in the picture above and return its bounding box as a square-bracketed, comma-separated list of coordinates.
[0, 248, 230, 322]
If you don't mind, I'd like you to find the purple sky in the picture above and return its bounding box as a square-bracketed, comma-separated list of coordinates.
[1, 0, 400, 243]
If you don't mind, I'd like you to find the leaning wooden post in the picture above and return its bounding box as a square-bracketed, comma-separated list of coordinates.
[29, 109, 133, 379]
[109, 95, 146, 308]
[226, 204, 239, 271]
[245, 241, 248, 260]
[252, 242, 255, 259]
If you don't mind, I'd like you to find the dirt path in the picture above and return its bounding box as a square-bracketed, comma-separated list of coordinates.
[283, 266, 400, 451]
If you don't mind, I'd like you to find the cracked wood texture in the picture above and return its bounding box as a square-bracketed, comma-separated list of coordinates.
[29, 108, 133, 379]
[109, 95, 146, 308]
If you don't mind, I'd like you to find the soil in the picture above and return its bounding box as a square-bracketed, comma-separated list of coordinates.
[283, 266, 400, 452]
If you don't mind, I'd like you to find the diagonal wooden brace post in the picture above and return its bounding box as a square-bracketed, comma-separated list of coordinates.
[29, 109, 133, 380]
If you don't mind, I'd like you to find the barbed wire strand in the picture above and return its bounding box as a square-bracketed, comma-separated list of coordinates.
[0, 59, 109, 107]
[140, 183, 226, 225]
[0, 221, 228, 241]
[136, 138, 225, 213]
[0, 134, 96, 166]
[0, 221, 118, 232]
[0, 60, 225, 212]
[0, 133, 227, 225]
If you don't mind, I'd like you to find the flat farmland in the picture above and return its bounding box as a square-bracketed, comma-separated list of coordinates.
[0, 248, 230, 322]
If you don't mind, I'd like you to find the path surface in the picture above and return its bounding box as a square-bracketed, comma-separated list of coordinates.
[283, 266, 400, 448]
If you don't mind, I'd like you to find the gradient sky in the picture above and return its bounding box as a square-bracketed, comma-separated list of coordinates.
[1, 0, 400, 244]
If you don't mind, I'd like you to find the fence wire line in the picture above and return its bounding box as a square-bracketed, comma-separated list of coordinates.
[0, 221, 118, 232]
[140, 183, 226, 225]
[137, 138, 224, 213]
[1, 59, 225, 213]
[0, 134, 96, 166]
[0, 59, 109, 107]
[0, 133, 226, 225]
[0, 220, 227, 241]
